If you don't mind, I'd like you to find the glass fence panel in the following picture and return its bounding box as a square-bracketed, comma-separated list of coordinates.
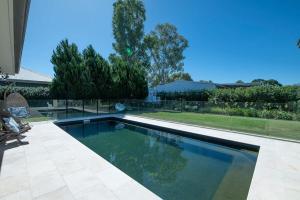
[23, 99, 300, 141]
[27, 99, 57, 118]
[83, 99, 98, 116]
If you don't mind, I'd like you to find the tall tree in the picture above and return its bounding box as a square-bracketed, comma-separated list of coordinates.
[83, 45, 112, 99]
[144, 23, 189, 86]
[51, 39, 89, 99]
[199, 80, 213, 83]
[297, 39, 300, 48]
[110, 55, 148, 99]
[168, 72, 193, 82]
[251, 78, 282, 86]
[112, 0, 146, 64]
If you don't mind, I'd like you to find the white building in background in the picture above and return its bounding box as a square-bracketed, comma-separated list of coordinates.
[146, 80, 257, 102]
[147, 80, 216, 102]
[154, 80, 216, 93]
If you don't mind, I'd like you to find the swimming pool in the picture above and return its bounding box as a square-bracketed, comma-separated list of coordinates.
[38, 108, 96, 120]
[58, 118, 258, 200]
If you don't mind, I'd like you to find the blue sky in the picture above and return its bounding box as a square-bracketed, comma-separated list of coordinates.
[22, 0, 300, 84]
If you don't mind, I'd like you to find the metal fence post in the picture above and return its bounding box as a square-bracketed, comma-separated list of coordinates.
[66, 99, 68, 113]
[97, 99, 99, 115]
[108, 100, 110, 113]
[82, 99, 85, 113]
[181, 99, 183, 112]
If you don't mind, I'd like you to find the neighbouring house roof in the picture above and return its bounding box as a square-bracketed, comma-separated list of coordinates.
[215, 83, 255, 88]
[153, 80, 216, 93]
[151, 80, 257, 93]
[2, 67, 52, 84]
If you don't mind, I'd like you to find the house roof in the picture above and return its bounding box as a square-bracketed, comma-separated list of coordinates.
[215, 83, 255, 88]
[4, 67, 52, 84]
[153, 80, 216, 93]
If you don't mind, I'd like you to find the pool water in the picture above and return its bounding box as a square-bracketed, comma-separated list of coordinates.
[59, 120, 258, 200]
[38, 109, 96, 120]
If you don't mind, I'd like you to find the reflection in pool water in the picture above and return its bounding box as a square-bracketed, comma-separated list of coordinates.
[59, 120, 257, 200]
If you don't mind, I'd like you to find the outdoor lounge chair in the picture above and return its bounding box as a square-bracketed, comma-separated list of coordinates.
[4, 92, 30, 118]
[0, 117, 29, 143]
[0, 110, 31, 130]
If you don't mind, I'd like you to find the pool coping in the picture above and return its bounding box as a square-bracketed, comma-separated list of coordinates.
[55, 114, 300, 199]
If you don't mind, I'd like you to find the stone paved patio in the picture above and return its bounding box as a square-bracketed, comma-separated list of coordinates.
[1, 114, 300, 199]
[0, 120, 160, 200]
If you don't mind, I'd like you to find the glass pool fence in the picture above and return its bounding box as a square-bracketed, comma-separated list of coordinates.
[1, 98, 297, 140]
[23, 99, 300, 121]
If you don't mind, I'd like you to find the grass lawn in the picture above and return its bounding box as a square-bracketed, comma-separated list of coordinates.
[135, 111, 300, 141]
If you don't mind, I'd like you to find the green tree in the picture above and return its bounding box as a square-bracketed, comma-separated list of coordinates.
[112, 0, 146, 64]
[265, 79, 282, 86]
[110, 56, 148, 99]
[169, 72, 193, 82]
[83, 45, 112, 99]
[251, 79, 265, 85]
[50, 39, 90, 99]
[199, 80, 213, 83]
[297, 39, 300, 48]
[252, 79, 282, 86]
[144, 23, 189, 86]
[236, 80, 244, 83]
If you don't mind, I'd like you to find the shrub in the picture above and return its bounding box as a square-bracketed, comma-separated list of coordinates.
[0, 86, 51, 100]
[211, 85, 299, 103]
[197, 106, 297, 121]
[157, 90, 212, 101]
[157, 86, 299, 108]
[273, 111, 294, 120]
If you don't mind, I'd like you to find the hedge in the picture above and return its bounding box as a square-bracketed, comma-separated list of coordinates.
[157, 85, 300, 103]
[157, 90, 212, 101]
[0, 86, 51, 100]
[210, 85, 299, 103]
[205, 107, 300, 121]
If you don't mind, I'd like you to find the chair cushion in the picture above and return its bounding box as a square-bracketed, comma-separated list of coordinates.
[8, 107, 29, 118]
[3, 117, 20, 134]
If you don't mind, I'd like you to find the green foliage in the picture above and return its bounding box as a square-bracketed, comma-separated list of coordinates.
[158, 90, 212, 101]
[199, 80, 213, 83]
[112, 0, 146, 64]
[211, 85, 298, 103]
[144, 23, 189, 86]
[206, 107, 297, 121]
[0, 86, 50, 99]
[83, 45, 112, 99]
[236, 80, 244, 83]
[157, 85, 299, 103]
[110, 56, 148, 99]
[168, 72, 193, 82]
[50, 40, 148, 100]
[251, 79, 282, 86]
[51, 39, 90, 99]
